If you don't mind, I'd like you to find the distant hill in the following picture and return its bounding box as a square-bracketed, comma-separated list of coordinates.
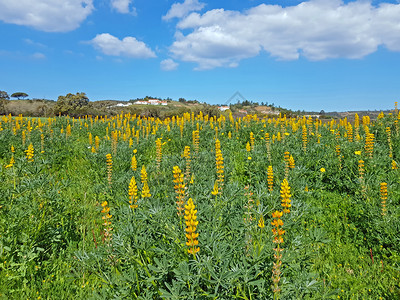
[323, 110, 394, 121]
[0, 97, 395, 119]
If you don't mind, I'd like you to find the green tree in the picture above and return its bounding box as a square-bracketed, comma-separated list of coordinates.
[11, 92, 28, 99]
[0, 90, 10, 100]
[0, 90, 10, 114]
[54, 92, 90, 116]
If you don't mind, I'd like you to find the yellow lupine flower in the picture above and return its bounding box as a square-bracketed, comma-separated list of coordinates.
[280, 179, 291, 214]
[173, 166, 185, 216]
[267, 165, 274, 192]
[25, 143, 34, 162]
[131, 155, 137, 171]
[141, 165, 151, 198]
[184, 198, 200, 255]
[5, 156, 15, 168]
[211, 181, 219, 196]
[258, 215, 265, 228]
[128, 176, 139, 209]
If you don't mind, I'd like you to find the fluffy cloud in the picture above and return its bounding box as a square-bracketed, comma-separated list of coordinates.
[163, 0, 205, 21]
[169, 0, 400, 69]
[90, 33, 156, 59]
[0, 0, 94, 32]
[160, 59, 179, 71]
[111, 0, 136, 14]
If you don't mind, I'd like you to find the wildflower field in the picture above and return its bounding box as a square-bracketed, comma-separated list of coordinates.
[0, 110, 399, 299]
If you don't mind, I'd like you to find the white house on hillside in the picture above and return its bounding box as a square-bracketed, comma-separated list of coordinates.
[134, 99, 168, 106]
[148, 99, 168, 105]
[218, 106, 230, 111]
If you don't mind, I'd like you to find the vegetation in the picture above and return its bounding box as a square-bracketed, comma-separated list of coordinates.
[54, 92, 90, 117]
[0, 91, 10, 100]
[0, 108, 399, 299]
[11, 92, 29, 100]
[0, 91, 9, 115]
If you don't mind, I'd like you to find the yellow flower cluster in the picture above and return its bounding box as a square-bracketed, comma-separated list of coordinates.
[284, 151, 290, 164]
[288, 155, 295, 169]
[258, 215, 265, 228]
[345, 123, 352, 142]
[272, 211, 285, 244]
[101, 200, 112, 246]
[280, 179, 291, 214]
[131, 155, 137, 171]
[25, 143, 34, 162]
[215, 139, 224, 190]
[140, 165, 151, 198]
[95, 136, 100, 151]
[128, 176, 138, 210]
[271, 210, 284, 295]
[106, 154, 112, 186]
[302, 125, 307, 152]
[183, 146, 191, 181]
[155, 138, 162, 170]
[249, 132, 255, 151]
[336, 144, 341, 157]
[358, 160, 364, 179]
[265, 132, 271, 163]
[173, 166, 186, 216]
[267, 165, 274, 192]
[364, 132, 375, 158]
[192, 130, 199, 155]
[386, 127, 393, 158]
[380, 183, 387, 216]
[246, 141, 251, 152]
[211, 180, 219, 196]
[40, 134, 45, 153]
[111, 130, 118, 155]
[66, 124, 71, 137]
[184, 198, 199, 255]
[5, 156, 15, 169]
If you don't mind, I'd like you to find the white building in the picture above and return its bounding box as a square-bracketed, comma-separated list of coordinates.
[115, 103, 132, 107]
[218, 106, 230, 111]
[134, 101, 149, 105]
[148, 99, 168, 106]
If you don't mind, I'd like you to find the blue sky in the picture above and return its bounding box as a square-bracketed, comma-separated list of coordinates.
[1, 0, 400, 111]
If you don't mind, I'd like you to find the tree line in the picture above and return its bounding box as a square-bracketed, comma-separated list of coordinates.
[0, 91, 223, 118]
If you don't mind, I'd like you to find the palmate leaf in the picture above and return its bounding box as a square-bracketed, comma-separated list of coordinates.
[173, 261, 191, 283]
[308, 227, 331, 245]
[160, 281, 187, 299]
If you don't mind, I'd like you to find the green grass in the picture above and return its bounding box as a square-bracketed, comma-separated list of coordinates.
[0, 113, 399, 299]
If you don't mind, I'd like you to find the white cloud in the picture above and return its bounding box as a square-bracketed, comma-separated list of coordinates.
[24, 38, 47, 48]
[90, 33, 156, 59]
[163, 0, 205, 21]
[160, 59, 179, 71]
[31, 52, 46, 59]
[111, 0, 136, 15]
[169, 0, 400, 69]
[0, 0, 94, 32]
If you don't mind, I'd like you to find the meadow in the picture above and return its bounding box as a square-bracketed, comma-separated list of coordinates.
[0, 110, 399, 299]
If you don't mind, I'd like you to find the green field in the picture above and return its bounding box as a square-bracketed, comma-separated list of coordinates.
[0, 112, 399, 299]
